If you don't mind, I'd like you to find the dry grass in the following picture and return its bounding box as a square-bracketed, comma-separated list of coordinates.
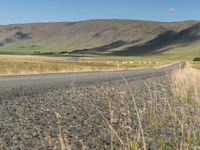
[0, 55, 116, 75]
[190, 61, 200, 70]
[171, 64, 200, 107]
[0, 55, 171, 76]
[89, 72, 200, 149]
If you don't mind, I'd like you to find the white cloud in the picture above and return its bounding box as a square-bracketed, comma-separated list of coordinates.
[169, 8, 176, 13]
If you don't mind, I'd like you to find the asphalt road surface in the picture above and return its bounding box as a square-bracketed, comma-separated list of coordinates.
[0, 61, 184, 95]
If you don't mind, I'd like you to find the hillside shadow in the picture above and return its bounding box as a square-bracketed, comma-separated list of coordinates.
[69, 23, 200, 56]
[69, 39, 142, 54]
[111, 30, 200, 56]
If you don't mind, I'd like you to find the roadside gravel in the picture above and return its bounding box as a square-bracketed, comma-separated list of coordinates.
[0, 74, 171, 150]
[0, 72, 199, 149]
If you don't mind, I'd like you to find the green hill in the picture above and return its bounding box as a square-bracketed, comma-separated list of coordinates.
[0, 19, 200, 60]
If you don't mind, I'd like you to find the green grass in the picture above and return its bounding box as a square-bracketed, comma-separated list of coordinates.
[161, 42, 200, 60]
[1, 39, 200, 61]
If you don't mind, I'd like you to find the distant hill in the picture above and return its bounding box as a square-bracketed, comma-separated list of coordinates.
[0, 19, 200, 59]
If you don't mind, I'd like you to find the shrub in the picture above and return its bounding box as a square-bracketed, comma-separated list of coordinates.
[193, 56, 200, 61]
[34, 51, 41, 55]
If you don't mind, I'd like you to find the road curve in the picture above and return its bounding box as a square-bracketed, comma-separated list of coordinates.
[0, 61, 185, 95]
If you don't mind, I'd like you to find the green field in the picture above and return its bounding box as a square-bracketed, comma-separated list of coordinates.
[1, 41, 199, 61]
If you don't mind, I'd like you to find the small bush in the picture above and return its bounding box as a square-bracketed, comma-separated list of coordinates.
[193, 56, 200, 61]
[34, 51, 41, 55]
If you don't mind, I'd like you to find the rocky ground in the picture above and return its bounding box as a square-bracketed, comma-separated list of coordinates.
[0, 75, 200, 150]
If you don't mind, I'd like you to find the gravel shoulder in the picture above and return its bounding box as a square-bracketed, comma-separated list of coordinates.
[0, 75, 168, 149]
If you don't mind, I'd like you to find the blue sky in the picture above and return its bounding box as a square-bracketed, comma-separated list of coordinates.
[0, 0, 199, 25]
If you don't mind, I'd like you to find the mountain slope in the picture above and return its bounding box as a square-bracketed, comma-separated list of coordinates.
[0, 19, 199, 59]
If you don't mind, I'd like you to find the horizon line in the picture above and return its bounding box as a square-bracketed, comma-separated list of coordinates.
[0, 18, 199, 26]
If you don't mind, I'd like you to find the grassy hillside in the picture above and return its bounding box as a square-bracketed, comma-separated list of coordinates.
[0, 19, 200, 59]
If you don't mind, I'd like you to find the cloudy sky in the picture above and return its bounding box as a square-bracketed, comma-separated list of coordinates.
[0, 0, 199, 25]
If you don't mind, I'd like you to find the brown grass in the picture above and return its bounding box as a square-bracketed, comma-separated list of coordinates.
[0, 55, 171, 76]
[171, 64, 200, 107]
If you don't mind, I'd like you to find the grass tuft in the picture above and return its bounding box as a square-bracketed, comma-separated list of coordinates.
[171, 64, 200, 107]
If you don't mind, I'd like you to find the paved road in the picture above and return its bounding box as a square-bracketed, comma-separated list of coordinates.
[0, 61, 184, 95]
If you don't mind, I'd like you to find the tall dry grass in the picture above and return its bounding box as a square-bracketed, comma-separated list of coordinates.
[0, 61, 117, 75]
[90, 72, 200, 149]
[171, 65, 200, 107]
[0, 55, 170, 76]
